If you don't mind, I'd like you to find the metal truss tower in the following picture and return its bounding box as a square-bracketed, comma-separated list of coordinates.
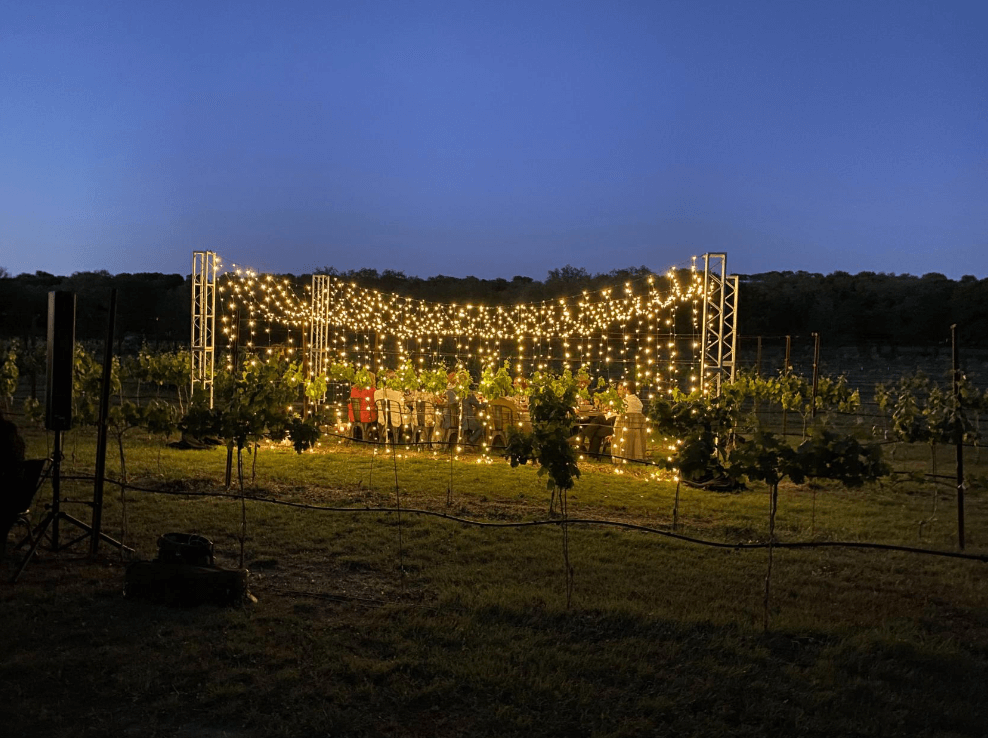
[699, 253, 740, 396]
[191, 250, 218, 407]
[309, 275, 333, 390]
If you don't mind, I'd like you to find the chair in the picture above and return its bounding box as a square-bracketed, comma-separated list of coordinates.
[486, 398, 518, 450]
[348, 396, 373, 442]
[439, 402, 460, 449]
[372, 398, 388, 443]
[397, 399, 416, 445]
[413, 400, 437, 448]
[517, 408, 533, 434]
[611, 412, 648, 463]
[2, 458, 51, 564]
[386, 398, 408, 444]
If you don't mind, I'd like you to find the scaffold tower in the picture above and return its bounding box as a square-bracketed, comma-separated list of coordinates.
[191, 250, 218, 406]
[699, 252, 739, 396]
[309, 274, 333, 382]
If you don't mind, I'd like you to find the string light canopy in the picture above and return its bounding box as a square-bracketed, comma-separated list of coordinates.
[192, 253, 735, 400]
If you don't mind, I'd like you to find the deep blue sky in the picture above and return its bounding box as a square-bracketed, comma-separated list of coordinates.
[2, 0, 986, 280]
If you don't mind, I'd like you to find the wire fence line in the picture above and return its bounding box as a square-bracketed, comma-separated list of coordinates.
[50, 471, 988, 566]
[737, 335, 988, 391]
[16, 419, 982, 631]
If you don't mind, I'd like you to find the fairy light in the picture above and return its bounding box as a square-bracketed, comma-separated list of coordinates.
[216, 259, 708, 399]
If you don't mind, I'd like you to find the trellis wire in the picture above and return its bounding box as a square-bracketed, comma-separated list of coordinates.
[59, 474, 988, 564]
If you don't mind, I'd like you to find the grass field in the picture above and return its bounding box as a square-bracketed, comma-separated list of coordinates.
[3, 423, 987, 737]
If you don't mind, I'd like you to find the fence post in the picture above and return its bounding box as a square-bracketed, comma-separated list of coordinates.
[810, 332, 821, 419]
[952, 324, 965, 550]
[782, 336, 791, 436]
[91, 289, 116, 556]
[753, 336, 763, 421]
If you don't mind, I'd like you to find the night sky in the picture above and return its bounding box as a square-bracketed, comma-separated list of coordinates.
[3, 1, 986, 280]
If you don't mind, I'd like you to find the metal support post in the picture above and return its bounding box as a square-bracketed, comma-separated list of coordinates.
[699, 253, 739, 396]
[191, 251, 218, 407]
[952, 324, 965, 550]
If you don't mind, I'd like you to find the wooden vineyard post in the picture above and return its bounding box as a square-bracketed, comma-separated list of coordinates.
[753, 336, 762, 424]
[810, 332, 820, 419]
[952, 324, 965, 550]
[782, 336, 791, 437]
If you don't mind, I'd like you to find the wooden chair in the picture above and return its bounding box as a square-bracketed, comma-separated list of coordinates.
[486, 398, 518, 450]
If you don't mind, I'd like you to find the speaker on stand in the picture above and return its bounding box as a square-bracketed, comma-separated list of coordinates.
[13, 291, 131, 582]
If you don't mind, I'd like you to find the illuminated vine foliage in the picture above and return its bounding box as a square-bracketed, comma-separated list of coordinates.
[504, 376, 581, 494]
[649, 370, 886, 488]
[0, 344, 17, 409]
[181, 353, 322, 459]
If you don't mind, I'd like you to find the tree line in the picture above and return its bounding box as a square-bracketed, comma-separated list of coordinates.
[0, 269, 188, 346]
[2, 264, 987, 347]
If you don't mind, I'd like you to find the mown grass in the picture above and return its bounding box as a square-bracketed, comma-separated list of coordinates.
[2, 424, 987, 737]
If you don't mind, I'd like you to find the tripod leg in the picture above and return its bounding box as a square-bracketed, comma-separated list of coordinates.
[10, 511, 55, 583]
[60, 513, 134, 553]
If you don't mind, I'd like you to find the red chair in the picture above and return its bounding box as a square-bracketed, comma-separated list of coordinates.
[347, 388, 377, 441]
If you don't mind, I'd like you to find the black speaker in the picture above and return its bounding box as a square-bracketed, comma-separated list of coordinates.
[45, 291, 76, 431]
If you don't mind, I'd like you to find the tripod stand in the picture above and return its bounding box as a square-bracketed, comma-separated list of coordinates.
[12, 429, 131, 583]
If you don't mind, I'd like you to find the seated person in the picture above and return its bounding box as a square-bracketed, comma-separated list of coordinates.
[613, 381, 647, 461]
[441, 372, 459, 431]
[618, 381, 643, 414]
[511, 376, 530, 411]
[1, 409, 27, 554]
[579, 380, 641, 458]
[461, 390, 486, 447]
[0, 408, 26, 473]
[571, 374, 602, 440]
[405, 388, 438, 426]
[582, 405, 616, 458]
[575, 375, 596, 414]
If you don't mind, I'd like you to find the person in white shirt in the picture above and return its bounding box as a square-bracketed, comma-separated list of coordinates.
[613, 381, 647, 461]
[619, 382, 643, 415]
